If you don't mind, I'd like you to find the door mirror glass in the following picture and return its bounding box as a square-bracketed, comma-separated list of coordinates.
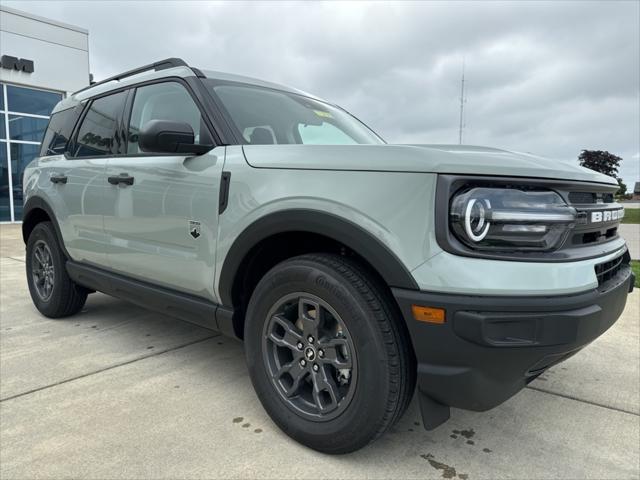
[138, 120, 212, 155]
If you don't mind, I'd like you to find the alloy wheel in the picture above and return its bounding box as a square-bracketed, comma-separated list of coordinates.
[32, 240, 55, 301]
[262, 292, 357, 421]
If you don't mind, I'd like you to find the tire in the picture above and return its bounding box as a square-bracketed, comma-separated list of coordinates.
[26, 221, 88, 318]
[245, 253, 415, 454]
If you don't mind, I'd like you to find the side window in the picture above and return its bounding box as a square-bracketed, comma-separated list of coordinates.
[40, 105, 84, 156]
[71, 91, 127, 158]
[127, 82, 209, 154]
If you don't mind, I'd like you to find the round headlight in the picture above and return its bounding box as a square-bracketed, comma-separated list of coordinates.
[464, 198, 491, 242]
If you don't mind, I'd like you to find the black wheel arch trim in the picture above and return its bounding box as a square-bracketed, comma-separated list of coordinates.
[22, 196, 70, 258]
[217, 209, 419, 307]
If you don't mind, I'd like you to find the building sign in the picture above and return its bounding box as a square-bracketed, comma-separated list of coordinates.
[0, 55, 35, 73]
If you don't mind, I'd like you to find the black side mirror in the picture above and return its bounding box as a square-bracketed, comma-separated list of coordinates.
[138, 120, 213, 155]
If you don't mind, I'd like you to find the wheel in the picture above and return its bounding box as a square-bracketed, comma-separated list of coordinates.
[26, 221, 88, 318]
[245, 253, 415, 454]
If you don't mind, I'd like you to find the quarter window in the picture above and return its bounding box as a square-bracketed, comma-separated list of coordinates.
[40, 105, 84, 156]
[127, 82, 209, 154]
[72, 91, 127, 158]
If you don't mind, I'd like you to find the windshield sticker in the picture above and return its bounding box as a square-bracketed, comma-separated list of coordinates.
[314, 110, 333, 119]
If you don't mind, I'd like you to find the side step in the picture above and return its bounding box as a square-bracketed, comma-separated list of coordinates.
[66, 261, 234, 334]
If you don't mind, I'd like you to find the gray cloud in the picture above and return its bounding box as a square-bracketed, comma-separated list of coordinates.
[6, 0, 639, 186]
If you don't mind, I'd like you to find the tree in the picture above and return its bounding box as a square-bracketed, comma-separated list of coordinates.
[578, 150, 622, 178]
[616, 177, 627, 197]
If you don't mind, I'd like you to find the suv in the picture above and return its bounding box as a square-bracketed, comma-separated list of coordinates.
[23, 58, 634, 454]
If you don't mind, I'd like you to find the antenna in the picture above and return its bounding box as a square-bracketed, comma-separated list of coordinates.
[458, 58, 466, 144]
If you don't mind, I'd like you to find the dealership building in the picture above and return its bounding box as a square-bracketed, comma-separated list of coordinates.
[0, 6, 89, 223]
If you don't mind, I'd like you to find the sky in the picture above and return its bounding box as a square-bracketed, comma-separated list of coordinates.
[6, 0, 640, 188]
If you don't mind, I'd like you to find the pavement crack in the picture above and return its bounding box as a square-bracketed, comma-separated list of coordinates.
[526, 385, 639, 416]
[0, 334, 220, 403]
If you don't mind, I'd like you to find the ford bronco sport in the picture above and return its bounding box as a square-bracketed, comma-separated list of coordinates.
[23, 58, 634, 454]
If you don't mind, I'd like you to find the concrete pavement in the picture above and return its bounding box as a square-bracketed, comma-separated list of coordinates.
[1, 224, 639, 479]
[620, 223, 639, 259]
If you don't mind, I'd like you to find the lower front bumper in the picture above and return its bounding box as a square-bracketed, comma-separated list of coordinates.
[392, 263, 633, 429]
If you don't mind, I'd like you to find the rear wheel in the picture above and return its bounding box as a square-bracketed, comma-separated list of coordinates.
[245, 253, 415, 454]
[26, 222, 88, 318]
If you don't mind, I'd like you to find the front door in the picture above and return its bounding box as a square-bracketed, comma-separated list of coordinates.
[103, 81, 223, 301]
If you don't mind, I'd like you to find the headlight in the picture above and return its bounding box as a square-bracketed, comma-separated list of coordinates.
[450, 187, 577, 251]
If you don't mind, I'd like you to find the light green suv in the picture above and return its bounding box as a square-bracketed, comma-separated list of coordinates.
[22, 58, 634, 454]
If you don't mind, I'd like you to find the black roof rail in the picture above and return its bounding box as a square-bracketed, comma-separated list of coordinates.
[76, 58, 203, 94]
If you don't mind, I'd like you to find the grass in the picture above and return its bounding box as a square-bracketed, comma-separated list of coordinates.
[632, 261, 640, 288]
[621, 208, 640, 224]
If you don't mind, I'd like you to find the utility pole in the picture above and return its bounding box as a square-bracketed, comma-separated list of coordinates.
[458, 58, 466, 145]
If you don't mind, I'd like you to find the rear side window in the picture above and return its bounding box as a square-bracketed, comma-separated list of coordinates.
[40, 105, 84, 156]
[71, 91, 127, 158]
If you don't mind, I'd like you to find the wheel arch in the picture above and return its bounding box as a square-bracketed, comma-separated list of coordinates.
[22, 196, 69, 258]
[218, 209, 419, 336]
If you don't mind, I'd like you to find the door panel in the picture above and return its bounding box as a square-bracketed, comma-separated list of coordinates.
[46, 90, 128, 267]
[103, 151, 223, 300]
[38, 155, 108, 266]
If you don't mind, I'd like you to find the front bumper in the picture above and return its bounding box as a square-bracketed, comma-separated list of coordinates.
[392, 257, 634, 429]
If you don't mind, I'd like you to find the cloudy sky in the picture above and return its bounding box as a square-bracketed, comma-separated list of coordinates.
[7, 0, 640, 187]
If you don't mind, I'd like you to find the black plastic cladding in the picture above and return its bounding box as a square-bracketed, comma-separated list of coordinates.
[435, 174, 623, 262]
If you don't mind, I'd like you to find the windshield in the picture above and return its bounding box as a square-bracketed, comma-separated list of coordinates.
[205, 81, 384, 145]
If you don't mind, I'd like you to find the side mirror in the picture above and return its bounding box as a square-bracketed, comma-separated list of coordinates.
[138, 120, 213, 155]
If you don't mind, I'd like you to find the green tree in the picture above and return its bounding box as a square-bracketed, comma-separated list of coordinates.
[578, 150, 622, 178]
[616, 177, 627, 197]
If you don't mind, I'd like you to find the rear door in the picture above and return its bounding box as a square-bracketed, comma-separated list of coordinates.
[103, 80, 224, 301]
[41, 91, 127, 267]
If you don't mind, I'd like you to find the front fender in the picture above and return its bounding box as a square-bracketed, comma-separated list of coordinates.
[214, 146, 439, 305]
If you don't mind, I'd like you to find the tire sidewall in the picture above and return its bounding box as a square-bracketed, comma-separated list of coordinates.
[26, 223, 68, 316]
[245, 257, 392, 451]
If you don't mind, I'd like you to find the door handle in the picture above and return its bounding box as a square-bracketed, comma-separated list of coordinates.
[108, 173, 135, 186]
[50, 174, 68, 184]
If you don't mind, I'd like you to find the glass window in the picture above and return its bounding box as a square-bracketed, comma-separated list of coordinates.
[72, 91, 127, 157]
[297, 122, 358, 145]
[206, 81, 383, 145]
[0, 145, 9, 221]
[127, 82, 209, 154]
[8, 114, 49, 142]
[40, 106, 83, 157]
[0, 84, 4, 110]
[7, 85, 62, 116]
[10, 143, 39, 220]
[0, 116, 5, 140]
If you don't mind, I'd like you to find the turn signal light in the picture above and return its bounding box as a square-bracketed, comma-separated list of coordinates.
[411, 305, 446, 324]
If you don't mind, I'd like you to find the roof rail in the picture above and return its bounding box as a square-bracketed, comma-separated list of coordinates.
[77, 57, 201, 94]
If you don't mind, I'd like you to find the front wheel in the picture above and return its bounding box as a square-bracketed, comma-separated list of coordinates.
[245, 254, 415, 454]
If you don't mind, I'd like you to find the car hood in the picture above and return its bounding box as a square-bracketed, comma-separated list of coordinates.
[242, 144, 617, 185]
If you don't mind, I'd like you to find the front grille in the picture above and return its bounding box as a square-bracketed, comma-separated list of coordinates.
[565, 188, 622, 247]
[594, 251, 628, 286]
[572, 227, 618, 246]
[569, 192, 596, 204]
[569, 192, 615, 205]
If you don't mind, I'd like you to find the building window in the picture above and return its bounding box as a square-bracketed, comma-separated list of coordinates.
[0, 83, 63, 222]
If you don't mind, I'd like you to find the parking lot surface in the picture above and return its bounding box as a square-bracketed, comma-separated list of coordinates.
[1, 224, 639, 479]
